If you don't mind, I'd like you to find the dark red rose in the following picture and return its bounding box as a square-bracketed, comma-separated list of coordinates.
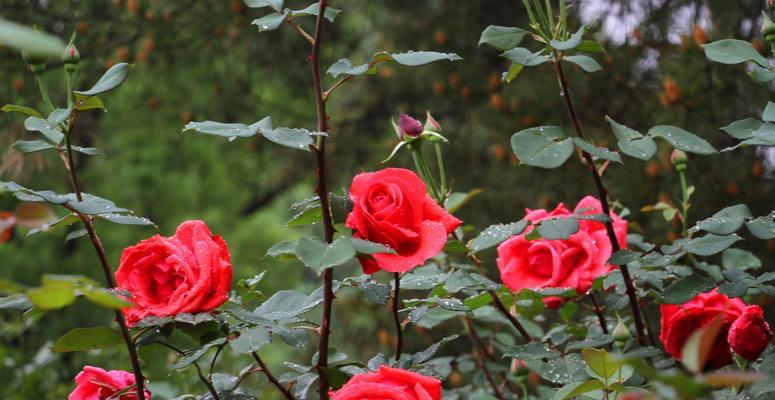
[116, 220, 232, 326]
[346, 168, 461, 273]
[331, 366, 441, 400]
[728, 305, 772, 361]
[398, 113, 423, 139]
[660, 289, 756, 368]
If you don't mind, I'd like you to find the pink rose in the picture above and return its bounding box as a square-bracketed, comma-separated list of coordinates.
[331, 366, 441, 400]
[116, 220, 232, 326]
[346, 168, 461, 273]
[496, 196, 627, 306]
[68, 366, 150, 400]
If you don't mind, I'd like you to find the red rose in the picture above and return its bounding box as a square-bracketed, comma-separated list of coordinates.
[346, 168, 461, 273]
[496, 196, 626, 306]
[68, 366, 151, 400]
[659, 289, 771, 368]
[331, 366, 441, 400]
[116, 220, 232, 326]
[728, 305, 772, 361]
[0, 211, 14, 243]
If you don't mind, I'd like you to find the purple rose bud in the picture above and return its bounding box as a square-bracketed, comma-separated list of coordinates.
[398, 112, 423, 139]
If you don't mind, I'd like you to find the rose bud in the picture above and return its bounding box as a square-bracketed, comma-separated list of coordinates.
[397, 112, 423, 139]
[613, 318, 631, 350]
[62, 44, 80, 65]
[22, 51, 47, 75]
[670, 149, 687, 171]
[728, 305, 773, 362]
[424, 111, 441, 133]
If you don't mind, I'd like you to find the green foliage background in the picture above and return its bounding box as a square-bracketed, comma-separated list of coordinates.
[0, 0, 772, 398]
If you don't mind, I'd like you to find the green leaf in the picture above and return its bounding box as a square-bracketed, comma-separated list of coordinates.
[684, 234, 743, 256]
[582, 348, 621, 379]
[722, 248, 761, 271]
[536, 217, 579, 240]
[255, 290, 322, 320]
[564, 55, 602, 72]
[411, 335, 458, 363]
[12, 140, 55, 153]
[468, 220, 528, 253]
[295, 237, 356, 274]
[52, 327, 123, 352]
[702, 39, 769, 68]
[388, 51, 462, 66]
[74, 95, 105, 111]
[572, 138, 621, 163]
[0, 294, 32, 310]
[605, 116, 656, 160]
[229, 326, 271, 354]
[24, 116, 64, 144]
[444, 188, 483, 214]
[289, 3, 341, 22]
[478, 25, 528, 50]
[72, 146, 100, 156]
[183, 120, 262, 140]
[720, 118, 761, 140]
[553, 380, 605, 400]
[504, 342, 560, 360]
[252, 10, 291, 32]
[745, 215, 775, 239]
[550, 26, 587, 51]
[648, 125, 716, 154]
[26, 282, 76, 310]
[501, 47, 550, 66]
[0, 19, 66, 57]
[351, 238, 397, 255]
[511, 126, 574, 168]
[262, 127, 314, 151]
[577, 40, 606, 53]
[502, 63, 524, 82]
[287, 203, 322, 228]
[74, 63, 131, 97]
[2, 104, 43, 118]
[691, 204, 751, 235]
[327, 58, 370, 78]
[681, 316, 724, 373]
[357, 279, 390, 305]
[763, 102, 775, 122]
[172, 337, 228, 370]
[83, 288, 133, 309]
[659, 273, 717, 304]
[97, 213, 154, 226]
[266, 240, 298, 258]
[608, 249, 641, 265]
[243, 0, 283, 11]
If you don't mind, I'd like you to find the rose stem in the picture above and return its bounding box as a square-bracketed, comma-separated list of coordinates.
[464, 317, 506, 400]
[157, 342, 219, 399]
[468, 254, 533, 342]
[392, 272, 404, 361]
[551, 56, 647, 346]
[61, 109, 146, 400]
[589, 293, 609, 334]
[308, 1, 335, 399]
[252, 352, 295, 400]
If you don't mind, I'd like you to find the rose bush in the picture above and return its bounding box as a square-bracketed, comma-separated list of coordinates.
[115, 220, 232, 326]
[346, 168, 461, 274]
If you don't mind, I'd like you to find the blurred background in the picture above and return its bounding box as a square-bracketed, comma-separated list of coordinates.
[0, 0, 773, 398]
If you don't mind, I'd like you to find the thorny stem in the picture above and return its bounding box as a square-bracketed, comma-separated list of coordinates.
[392, 272, 404, 361]
[468, 254, 533, 342]
[552, 56, 648, 346]
[464, 317, 506, 400]
[589, 293, 609, 334]
[252, 352, 295, 400]
[62, 110, 147, 400]
[308, 1, 335, 399]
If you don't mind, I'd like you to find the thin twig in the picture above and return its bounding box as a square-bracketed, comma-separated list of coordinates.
[61, 111, 147, 400]
[468, 254, 533, 342]
[286, 19, 314, 43]
[392, 272, 403, 361]
[308, 2, 336, 399]
[464, 317, 506, 400]
[157, 342, 219, 400]
[552, 56, 648, 346]
[589, 293, 609, 334]
[252, 352, 295, 400]
[322, 76, 352, 100]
